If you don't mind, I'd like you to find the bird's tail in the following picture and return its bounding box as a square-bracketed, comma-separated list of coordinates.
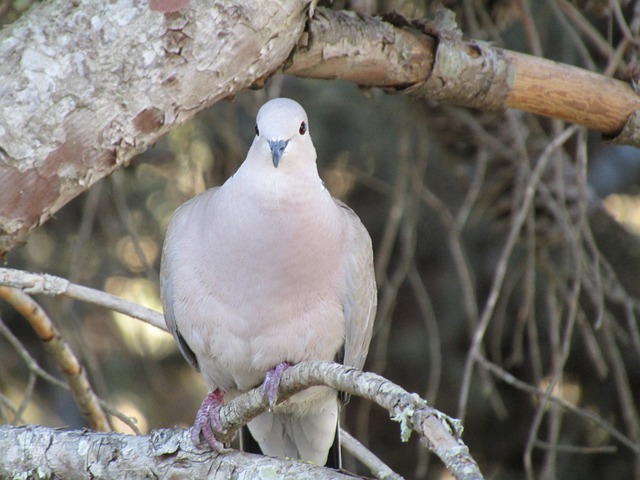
[243, 395, 341, 467]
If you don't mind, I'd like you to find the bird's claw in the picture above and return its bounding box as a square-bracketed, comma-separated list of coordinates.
[261, 362, 291, 411]
[191, 389, 225, 451]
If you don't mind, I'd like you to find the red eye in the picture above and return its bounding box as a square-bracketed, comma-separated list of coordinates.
[299, 121, 307, 135]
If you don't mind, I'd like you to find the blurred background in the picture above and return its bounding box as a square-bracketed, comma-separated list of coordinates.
[2, 1, 640, 479]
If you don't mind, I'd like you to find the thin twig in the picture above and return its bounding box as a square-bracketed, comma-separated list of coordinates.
[533, 440, 617, 455]
[362, 129, 416, 446]
[0, 268, 166, 330]
[0, 287, 110, 431]
[457, 125, 579, 422]
[0, 316, 71, 390]
[517, 0, 543, 57]
[340, 428, 405, 480]
[555, 0, 616, 61]
[0, 312, 142, 434]
[476, 355, 638, 453]
[549, 0, 597, 70]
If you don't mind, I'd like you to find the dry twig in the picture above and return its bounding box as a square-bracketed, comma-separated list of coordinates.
[0, 287, 109, 431]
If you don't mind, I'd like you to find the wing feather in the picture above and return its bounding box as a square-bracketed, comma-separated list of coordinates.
[160, 188, 220, 372]
[335, 198, 377, 370]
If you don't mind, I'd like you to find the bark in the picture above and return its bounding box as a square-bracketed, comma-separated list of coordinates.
[0, 425, 355, 480]
[0, 0, 310, 255]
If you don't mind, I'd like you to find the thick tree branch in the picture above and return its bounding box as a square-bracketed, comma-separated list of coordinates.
[0, 0, 311, 255]
[0, 425, 355, 480]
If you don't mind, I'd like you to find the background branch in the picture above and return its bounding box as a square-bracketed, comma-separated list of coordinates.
[0, 286, 109, 431]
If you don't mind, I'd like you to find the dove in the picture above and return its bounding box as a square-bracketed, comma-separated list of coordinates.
[160, 97, 377, 466]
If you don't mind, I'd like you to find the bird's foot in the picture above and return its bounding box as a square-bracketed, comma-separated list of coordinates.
[262, 362, 292, 411]
[192, 389, 225, 450]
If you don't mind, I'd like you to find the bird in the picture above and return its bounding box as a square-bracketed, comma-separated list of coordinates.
[160, 97, 377, 467]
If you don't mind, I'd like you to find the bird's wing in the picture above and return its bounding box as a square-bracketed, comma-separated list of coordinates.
[160, 188, 220, 372]
[335, 198, 377, 370]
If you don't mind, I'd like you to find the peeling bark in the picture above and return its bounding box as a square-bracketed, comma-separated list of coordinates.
[0, 0, 310, 254]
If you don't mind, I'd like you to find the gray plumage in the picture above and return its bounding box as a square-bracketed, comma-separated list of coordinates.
[160, 98, 377, 466]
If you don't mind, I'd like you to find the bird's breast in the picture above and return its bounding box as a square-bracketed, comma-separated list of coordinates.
[187, 186, 347, 392]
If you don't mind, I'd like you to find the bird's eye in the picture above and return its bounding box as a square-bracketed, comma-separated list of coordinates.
[299, 121, 307, 135]
[255, 125, 259, 136]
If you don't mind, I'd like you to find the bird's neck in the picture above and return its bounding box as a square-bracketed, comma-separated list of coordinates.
[209, 166, 344, 270]
[228, 158, 329, 213]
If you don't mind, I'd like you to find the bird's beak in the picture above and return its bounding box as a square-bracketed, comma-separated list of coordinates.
[268, 139, 288, 168]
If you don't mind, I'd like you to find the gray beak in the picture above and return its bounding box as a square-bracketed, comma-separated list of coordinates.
[268, 139, 289, 168]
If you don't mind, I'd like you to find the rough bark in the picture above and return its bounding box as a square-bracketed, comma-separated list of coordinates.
[0, 425, 355, 480]
[0, 0, 310, 255]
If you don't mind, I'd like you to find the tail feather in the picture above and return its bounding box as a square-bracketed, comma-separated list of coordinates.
[325, 423, 341, 469]
[245, 396, 340, 467]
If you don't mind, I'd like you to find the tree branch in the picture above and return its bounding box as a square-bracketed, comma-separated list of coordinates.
[285, 8, 640, 139]
[0, 0, 311, 255]
[0, 267, 165, 330]
[0, 425, 355, 480]
[0, 360, 483, 480]
[339, 428, 405, 480]
[266, 362, 482, 480]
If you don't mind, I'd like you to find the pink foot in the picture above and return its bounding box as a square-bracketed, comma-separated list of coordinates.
[261, 362, 291, 411]
[192, 389, 225, 450]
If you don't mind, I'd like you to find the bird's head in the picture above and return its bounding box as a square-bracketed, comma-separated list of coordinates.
[253, 98, 316, 169]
